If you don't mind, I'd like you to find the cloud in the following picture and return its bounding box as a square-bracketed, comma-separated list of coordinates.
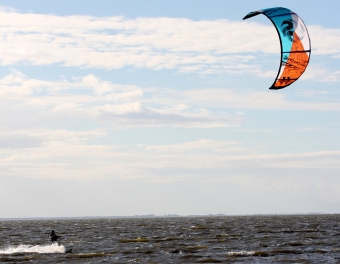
[145, 140, 242, 152]
[0, 9, 338, 76]
[147, 87, 340, 111]
[1, 128, 339, 205]
[0, 71, 242, 128]
[308, 25, 340, 56]
[301, 65, 340, 82]
[0, 129, 105, 149]
[1, 70, 340, 136]
[1, 136, 340, 181]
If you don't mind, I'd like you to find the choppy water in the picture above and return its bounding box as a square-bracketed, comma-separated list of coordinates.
[1, 214, 340, 263]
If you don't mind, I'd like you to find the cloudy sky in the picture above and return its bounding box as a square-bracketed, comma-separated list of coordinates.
[1, 0, 340, 217]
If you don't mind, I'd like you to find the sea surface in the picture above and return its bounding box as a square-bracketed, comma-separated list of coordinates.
[1, 214, 340, 263]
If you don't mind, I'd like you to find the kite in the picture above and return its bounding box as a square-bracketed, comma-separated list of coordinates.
[243, 7, 311, 89]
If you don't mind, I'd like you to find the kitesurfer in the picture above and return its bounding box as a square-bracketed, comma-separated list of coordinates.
[49, 230, 62, 244]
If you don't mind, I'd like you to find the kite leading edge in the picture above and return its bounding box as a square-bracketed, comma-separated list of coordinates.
[243, 7, 311, 89]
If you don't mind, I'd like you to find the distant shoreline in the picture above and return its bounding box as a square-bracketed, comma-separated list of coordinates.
[0, 212, 333, 221]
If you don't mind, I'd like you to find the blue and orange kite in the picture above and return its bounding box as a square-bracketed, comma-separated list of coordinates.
[243, 7, 311, 89]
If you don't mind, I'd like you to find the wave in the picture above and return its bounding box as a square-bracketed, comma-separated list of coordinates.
[227, 251, 256, 256]
[227, 251, 269, 257]
[0, 243, 66, 254]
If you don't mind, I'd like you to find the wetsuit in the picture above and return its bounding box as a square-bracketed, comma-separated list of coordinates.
[50, 230, 62, 243]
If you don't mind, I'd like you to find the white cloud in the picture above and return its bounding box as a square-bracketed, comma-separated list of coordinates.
[1, 127, 340, 206]
[1, 70, 340, 136]
[0, 9, 338, 76]
[0, 129, 105, 149]
[148, 87, 340, 111]
[309, 25, 340, 56]
[301, 65, 340, 82]
[1, 136, 340, 181]
[0, 71, 242, 128]
[145, 139, 241, 152]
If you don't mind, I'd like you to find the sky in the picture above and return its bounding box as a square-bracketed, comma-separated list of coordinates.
[1, 0, 340, 218]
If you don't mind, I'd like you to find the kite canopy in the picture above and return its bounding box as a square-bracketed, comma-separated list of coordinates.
[243, 7, 311, 89]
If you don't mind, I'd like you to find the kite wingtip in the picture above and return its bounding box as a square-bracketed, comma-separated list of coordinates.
[269, 86, 285, 90]
[243, 11, 261, 20]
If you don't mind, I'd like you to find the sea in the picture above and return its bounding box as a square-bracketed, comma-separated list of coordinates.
[1, 214, 340, 263]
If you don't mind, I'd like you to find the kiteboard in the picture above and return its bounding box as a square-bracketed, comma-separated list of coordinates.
[65, 248, 73, 253]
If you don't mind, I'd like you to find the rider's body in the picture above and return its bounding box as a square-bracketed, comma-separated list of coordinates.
[49, 230, 62, 244]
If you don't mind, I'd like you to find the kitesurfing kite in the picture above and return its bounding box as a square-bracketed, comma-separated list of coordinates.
[243, 7, 311, 89]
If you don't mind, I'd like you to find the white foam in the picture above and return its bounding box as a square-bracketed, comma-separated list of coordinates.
[0, 243, 66, 254]
[227, 251, 255, 256]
